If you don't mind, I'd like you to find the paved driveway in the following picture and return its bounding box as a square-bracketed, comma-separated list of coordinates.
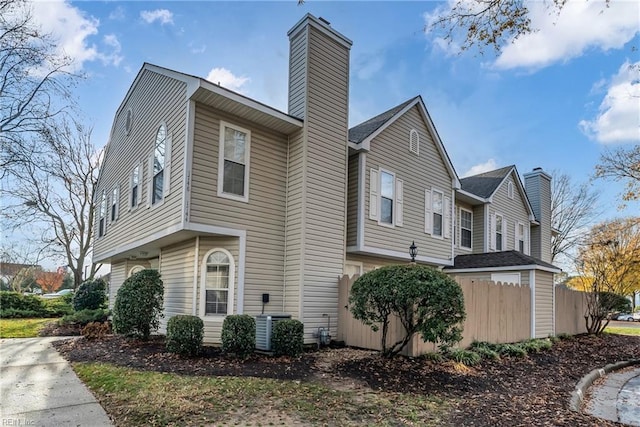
[0, 337, 113, 426]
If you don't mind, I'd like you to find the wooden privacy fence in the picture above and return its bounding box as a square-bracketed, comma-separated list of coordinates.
[337, 275, 532, 357]
[555, 285, 588, 336]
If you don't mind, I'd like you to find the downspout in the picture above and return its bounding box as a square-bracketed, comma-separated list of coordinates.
[192, 236, 200, 315]
[283, 135, 290, 313]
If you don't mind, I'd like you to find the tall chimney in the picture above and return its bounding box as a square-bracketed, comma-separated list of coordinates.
[524, 167, 552, 263]
[284, 14, 352, 342]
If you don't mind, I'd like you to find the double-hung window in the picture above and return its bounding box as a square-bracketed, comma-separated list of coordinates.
[460, 209, 472, 249]
[369, 168, 403, 227]
[380, 171, 394, 225]
[517, 222, 526, 252]
[495, 214, 504, 251]
[130, 165, 140, 209]
[110, 187, 119, 222]
[152, 125, 166, 205]
[432, 191, 444, 237]
[98, 190, 106, 237]
[201, 250, 235, 316]
[218, 121, 250, 202]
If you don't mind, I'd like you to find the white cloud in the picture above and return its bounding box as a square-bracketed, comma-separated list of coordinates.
[495, 1, 639, 70]
[205, 68, 250, 93]
[140, 9, 174, 25]
[354, 54, 385, 80]
[189, 42, 206, 54]
[579, 61, 640, 144]
[108, 6, 125, 21]
[30, 0, 100, 73]
[99, 34, 123, 67]
[462, 159, 498, 177]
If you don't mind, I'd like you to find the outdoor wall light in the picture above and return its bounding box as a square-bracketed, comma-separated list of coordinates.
[409, 241, 417, 263]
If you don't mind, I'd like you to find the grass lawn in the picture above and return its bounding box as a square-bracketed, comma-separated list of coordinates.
[0, 318, 56, 338]
[74, 362, 450, 426]
[604, 326, 640, 336]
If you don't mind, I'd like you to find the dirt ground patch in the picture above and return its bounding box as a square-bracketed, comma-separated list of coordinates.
[53, 333, 640, 426]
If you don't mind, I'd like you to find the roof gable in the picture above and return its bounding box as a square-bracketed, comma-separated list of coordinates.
[349, 96, 460, 189]
[460, 165, 514, 199]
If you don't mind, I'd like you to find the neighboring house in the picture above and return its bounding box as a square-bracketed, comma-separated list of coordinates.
[0, 262, 41, 289]
[94, 14, 559, 344]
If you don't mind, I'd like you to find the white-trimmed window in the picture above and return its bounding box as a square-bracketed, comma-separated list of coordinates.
[130, 164, 140, 209]
[201, 249, 235, 317]
[460, 208, 472, 250]
[409, 129, 419, 155]
[152, 124, 166, 205]
[491, 272, 520, 285]
[128, 265, 145, 277]
[110, 187, 119, 222]
[425, 189, 450, 238]
[507, 181, 514, 199]
[516, 222, 527, 253]
[218, 121, 250, 202]
[98, 190, 106, 237]
[495, 214, 504, 251]
[368, 168, 403, 227]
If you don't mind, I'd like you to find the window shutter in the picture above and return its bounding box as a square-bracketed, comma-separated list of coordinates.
[525, 226, 530, 255]
[514, 222, 518, 250]
[114, 187, 119, 221]
[424, 189, 432, 234]
[502, 219, 507, 251]
[443, 196, 451, 238]
[369, 169, 379, 220]
[164, 135, 172, 196]
[489, 213, 496, 251]
[395, 179, 404, 226]
[147, 154, 153, 207]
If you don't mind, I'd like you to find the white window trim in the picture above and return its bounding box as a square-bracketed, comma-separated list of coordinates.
[98, 189, 107, 238]
[218, 121, 251, 203]
[378, 168, 395, 228]
[409, 129, 419, 155]
[128, 265, 146, 277]
[148, 122, 171, 209]
[110, 186, 119, 223]
[495, 213, 505, 251]
[199, 248, 235, 320]
[459, 207, 473, 251]
[129, 162, 142, 211]
[431, 189, 445, 239]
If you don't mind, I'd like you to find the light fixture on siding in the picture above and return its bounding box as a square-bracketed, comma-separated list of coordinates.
[409, 241, 417, 263]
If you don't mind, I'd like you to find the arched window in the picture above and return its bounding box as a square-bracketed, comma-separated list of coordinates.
[507, 181, 514, 199]
[409, 129, 419, 155]
[128, 265, 145, 277]
[201, 249, 235, 316]
[152, 124, 166, 204]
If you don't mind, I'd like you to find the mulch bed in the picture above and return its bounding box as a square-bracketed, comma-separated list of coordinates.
[53, 333, 640, 426]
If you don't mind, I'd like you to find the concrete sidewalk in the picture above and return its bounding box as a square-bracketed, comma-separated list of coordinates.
[0, 337, 113, 427]
[584, 366, 640, 426]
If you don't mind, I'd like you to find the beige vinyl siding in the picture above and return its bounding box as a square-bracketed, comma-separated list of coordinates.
[189, 104, 288, 316]
[472, 205, 486, 253]
[108, 261, 126, 308]
[288, 28, 307, 119]
[158, 240, 196, 334]
[94, 70, 187, 261]
[364, 105, 454, 261]
[345, 254, 404, 273]
[534, 271, 554, 337]
[454, 201, 475, 256]
[346, 154, 359, 247]
[284, 129, 305, 318]
[300, 26, 349, 341]
[449, 270, 530, 287]
[487, 173, 530, 253]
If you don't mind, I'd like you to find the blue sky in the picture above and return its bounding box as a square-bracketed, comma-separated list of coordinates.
[24, 1, 640, 246]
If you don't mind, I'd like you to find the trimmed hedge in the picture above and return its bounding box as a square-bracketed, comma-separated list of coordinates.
[0, 291, 72, 318]
[73, 279, 107, 311]
[271, 319, 304, 357]
[166, 315, 204, 356]
[221, 314, 255, 358]
[60, 309, 110, 326]
[112, 269, 164, 340]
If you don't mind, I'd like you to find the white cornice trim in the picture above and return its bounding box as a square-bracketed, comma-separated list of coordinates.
[446, 264, 561, 274]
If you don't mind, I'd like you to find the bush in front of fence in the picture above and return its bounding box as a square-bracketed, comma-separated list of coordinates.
[349, 264, 466, 357]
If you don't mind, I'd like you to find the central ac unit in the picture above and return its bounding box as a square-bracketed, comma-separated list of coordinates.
[255, 313, 291, 351]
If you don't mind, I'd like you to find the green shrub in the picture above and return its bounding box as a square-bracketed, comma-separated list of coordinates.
[421, 352, 444, 363]
[0, 308, 43, 318]
[446, 349, 481, 366]
[556, 333, 572, 340]
[60, 309, 110, 326]
[221, 314, 255, 358]
[470, 342, 500, 360]
[519, 338, 553, 353]
[349, 264, 466, 357]
[495, 343, 527, 357]
[42, 298, 73, 317]
[112, 270, 164, 340]
[166, 315, 204, 357]
[0, 291, 45, 313]
[271, 319, 304, 357]
[73, 279, 107, 311]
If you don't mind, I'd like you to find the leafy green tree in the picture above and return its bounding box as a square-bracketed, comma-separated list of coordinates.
[349, 264, 466, 357]
[112, 270, 164, 340]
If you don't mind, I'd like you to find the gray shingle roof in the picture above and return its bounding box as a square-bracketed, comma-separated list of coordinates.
[349, 97, 418, 144]
[444, 250, 559, 271]
[459, 165, 515, 199]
